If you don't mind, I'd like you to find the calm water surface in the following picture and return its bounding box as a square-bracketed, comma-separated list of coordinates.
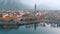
[0, 21, 60, 34]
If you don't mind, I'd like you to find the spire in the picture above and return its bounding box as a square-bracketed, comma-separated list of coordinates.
[34, 4, 37, 11]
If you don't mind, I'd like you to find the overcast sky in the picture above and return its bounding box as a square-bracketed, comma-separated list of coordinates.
[0, 0, 60, 10]
[20, 0, 60, 10]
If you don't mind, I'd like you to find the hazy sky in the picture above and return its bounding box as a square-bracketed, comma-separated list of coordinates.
[21, 0, 60, 6]
[0, 0, 60, 10]
[20, 0, 60, 10]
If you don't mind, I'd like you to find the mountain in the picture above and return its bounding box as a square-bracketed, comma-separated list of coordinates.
[0, 0, 32, 11]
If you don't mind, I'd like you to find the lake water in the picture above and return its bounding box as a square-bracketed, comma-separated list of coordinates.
[0, 21, 60, 34]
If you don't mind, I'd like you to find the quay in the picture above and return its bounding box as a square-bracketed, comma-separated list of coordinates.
[0, 20, 40, 25]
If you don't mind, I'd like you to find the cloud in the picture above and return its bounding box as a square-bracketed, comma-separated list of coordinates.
[0, 0, 3, 3]
[4, 0, 7, 5]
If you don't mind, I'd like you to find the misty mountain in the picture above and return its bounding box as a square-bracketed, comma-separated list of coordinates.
[0, 0, 31, 11]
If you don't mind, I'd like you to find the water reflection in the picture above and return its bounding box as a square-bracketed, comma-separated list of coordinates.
[0, 21, 60, 31]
